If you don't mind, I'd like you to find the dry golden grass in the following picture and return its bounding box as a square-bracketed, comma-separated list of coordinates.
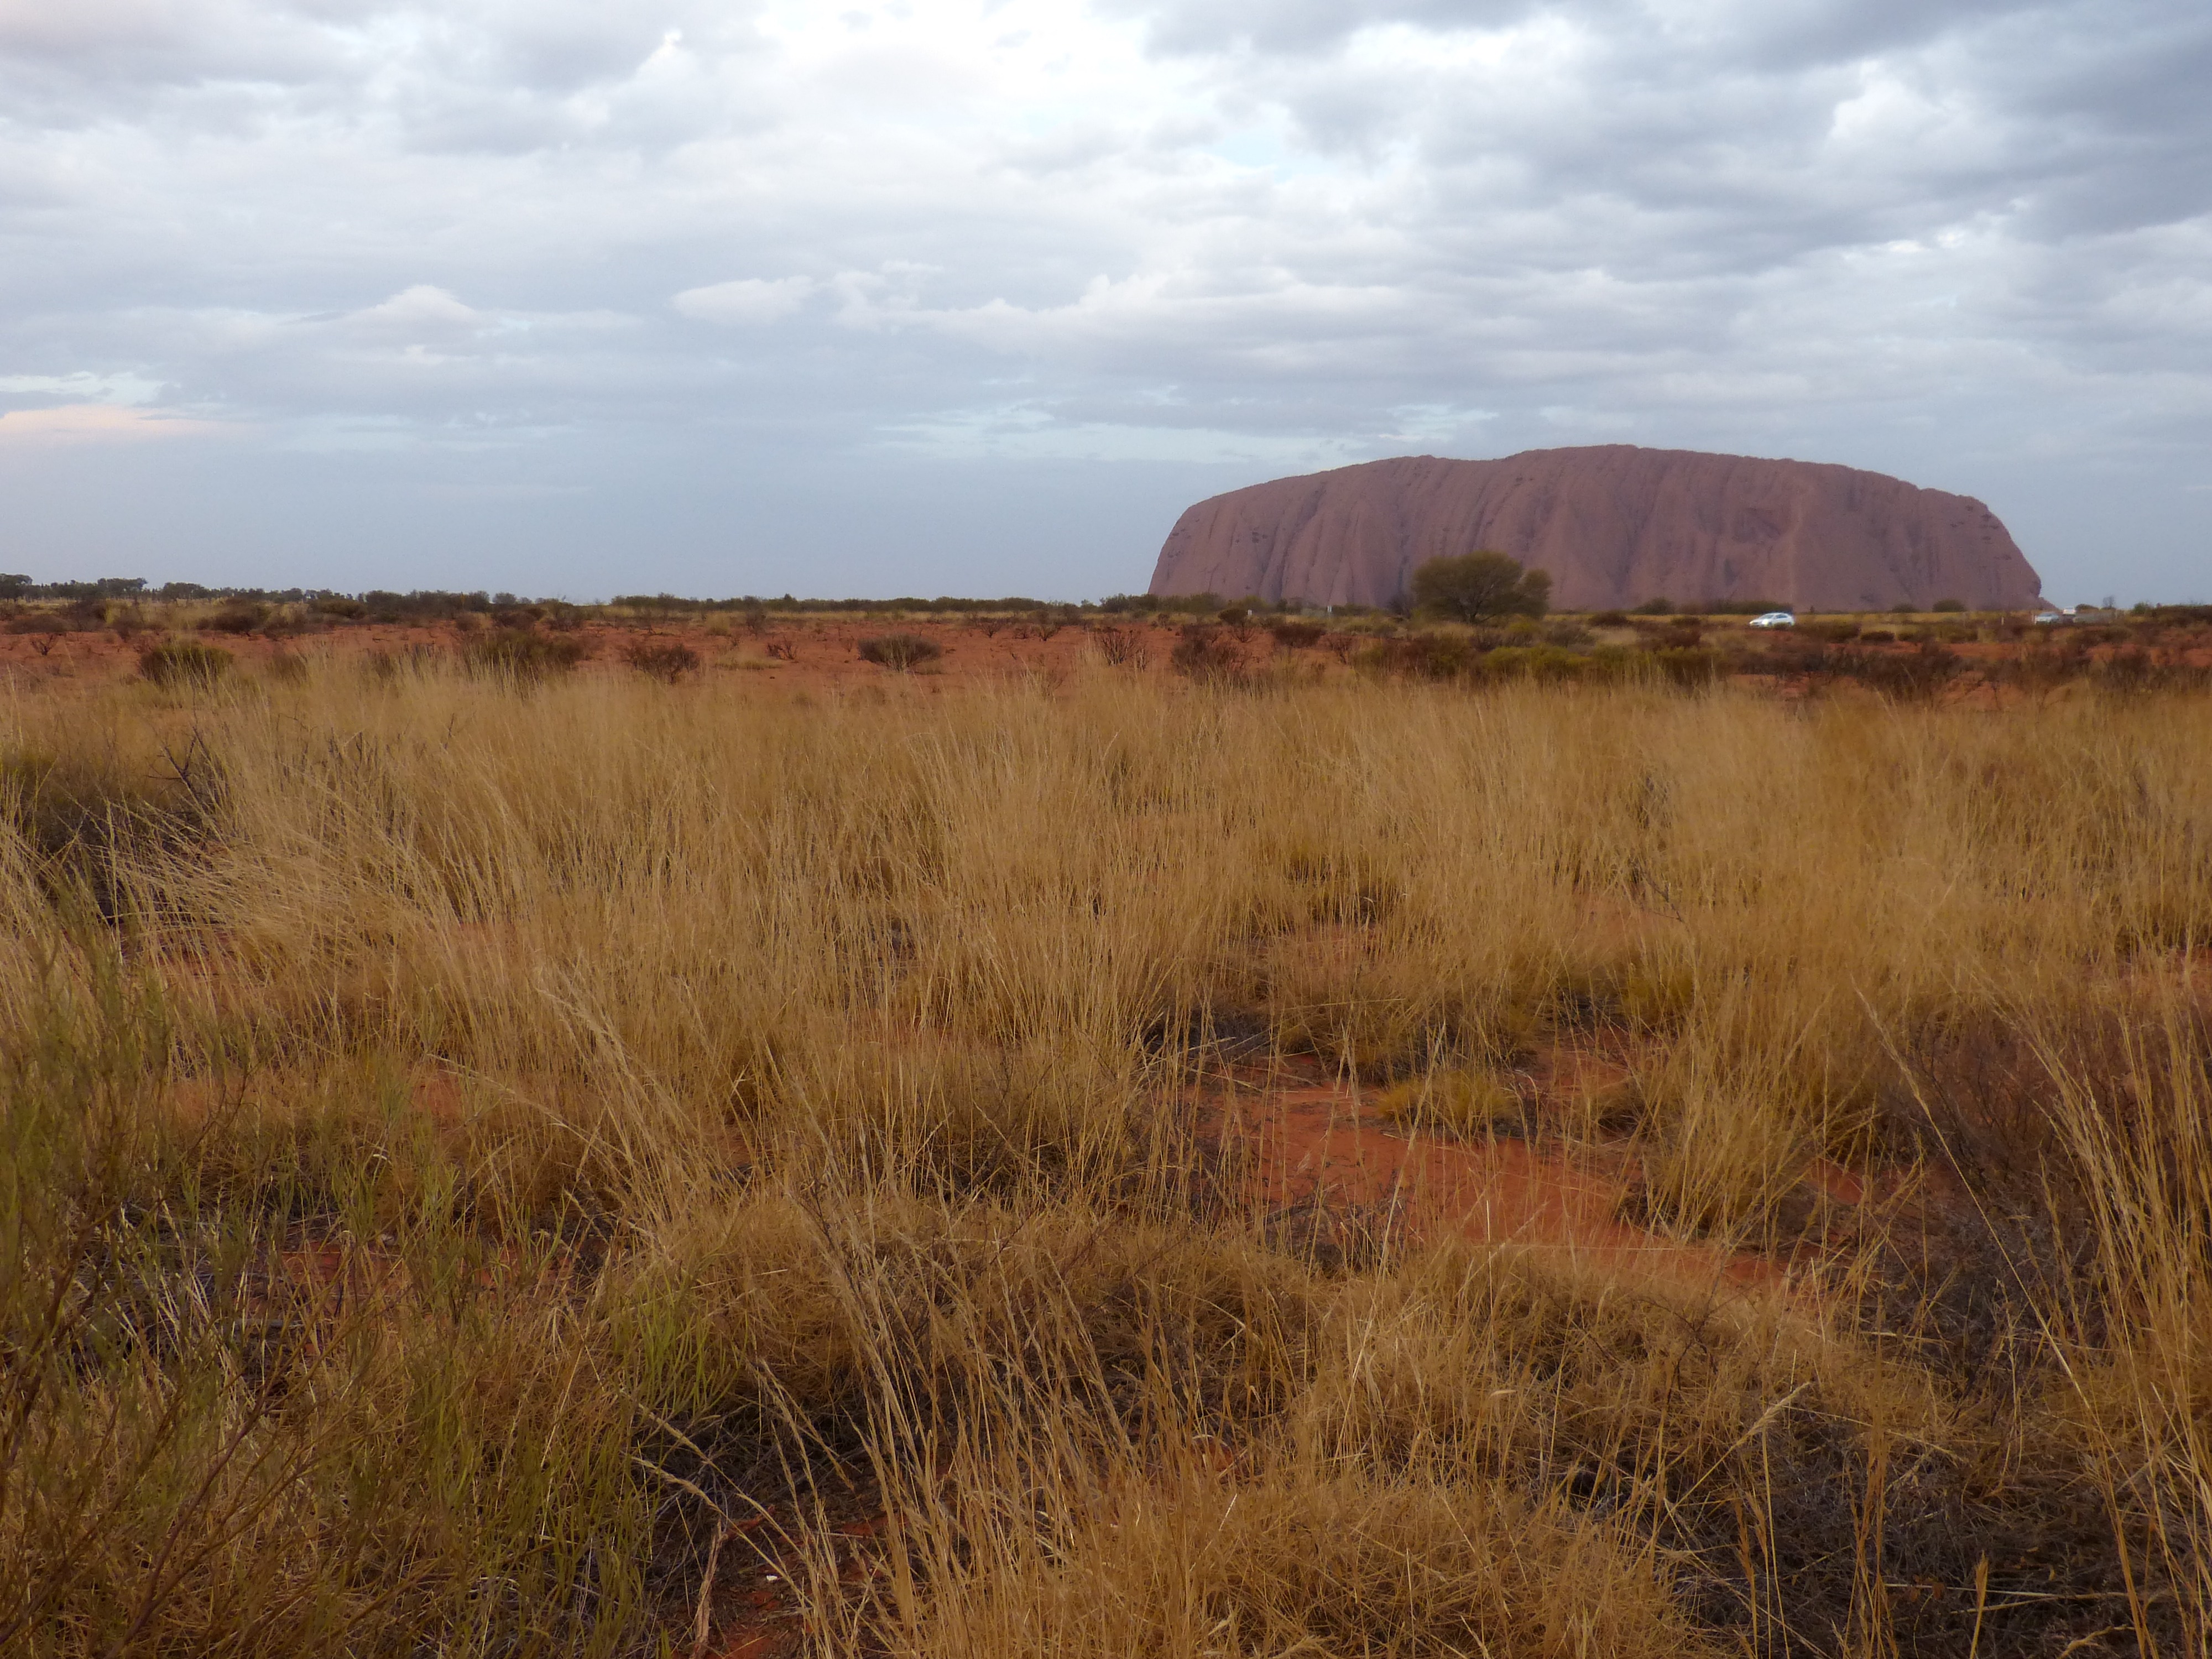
[2, 656, 2208, 1656]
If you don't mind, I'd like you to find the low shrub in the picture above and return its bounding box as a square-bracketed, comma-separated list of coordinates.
[857, 632, 944, 671]
[2093, 646, 2210, 696]
[1838, 640, 1964, 701]
[1353, 631, 1600, 684]
[1757, 640, 1834, 678]
[624, 641, 702, 683]
[1170, 623, 1245, 682]
[1590, 610, 1630, 628]
[1479, 645, 1585, 684]
[1386, 632, 1474, 681]
[1581, 644, 1644, 682]
[465, 628, 588, 681]
[1931, 597, 1968, 613]
[1092, 627, 1151, 668]
[1647, 647, 1722, 687]
[204, 603, 269, 635]
[138, 640, 233, 688]
[1269, 620, 1325, 648]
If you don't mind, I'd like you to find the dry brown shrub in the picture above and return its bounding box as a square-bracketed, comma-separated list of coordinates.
[1168, 623, 1244, 681]
[1091, 626, 1150, 668]
[624, 640, 701, 683]
[858, 632, 945, 670]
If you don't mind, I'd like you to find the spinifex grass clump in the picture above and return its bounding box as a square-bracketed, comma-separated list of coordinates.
[464, 627, 588, 681]
[137, 639, 232, 687]
[857, 631, 944, 670]
[0, 666, 2208, 1656]
[1373, 1068, 1527, 1136]
[204, 602, 269, 634]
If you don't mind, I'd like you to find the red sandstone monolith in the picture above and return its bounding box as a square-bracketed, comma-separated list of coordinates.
[1147, 446, 2042, 610]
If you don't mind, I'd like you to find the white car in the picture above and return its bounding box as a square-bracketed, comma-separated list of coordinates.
[2032, 612, 2069, 626]
[1747, 611, 1796, 629]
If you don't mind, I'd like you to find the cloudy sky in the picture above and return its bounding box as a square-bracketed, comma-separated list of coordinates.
[2, 0, 2207, 601]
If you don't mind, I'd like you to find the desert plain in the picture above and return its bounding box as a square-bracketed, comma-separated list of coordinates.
[2, 596, 2209, 1658]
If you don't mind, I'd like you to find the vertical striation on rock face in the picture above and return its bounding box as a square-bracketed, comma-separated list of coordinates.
[1146, 446, 2043, 611]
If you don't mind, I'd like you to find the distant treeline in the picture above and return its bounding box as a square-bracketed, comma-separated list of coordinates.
[0, 576, 1109, 615]
[1, 575, 353, 603]
[608, 592, 1362, 615]
[7, 572, 2205, 624]
[0, 577, 1254, 617]
[0, 578, 1361, 619]
[612, 593, 1088, 614]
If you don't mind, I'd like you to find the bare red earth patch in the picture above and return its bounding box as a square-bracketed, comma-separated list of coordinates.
[1219, 1074, 1786, 1293]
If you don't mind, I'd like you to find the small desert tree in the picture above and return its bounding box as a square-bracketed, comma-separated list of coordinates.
[1408, 551, 1551, 623]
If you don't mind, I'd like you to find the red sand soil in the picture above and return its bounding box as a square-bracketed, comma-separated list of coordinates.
[8, 612, 2190, 703]
[1218, 1070, 1791, 1293]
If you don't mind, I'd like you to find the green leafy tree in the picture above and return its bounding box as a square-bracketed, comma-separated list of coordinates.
[1408, 551, 1552, 623]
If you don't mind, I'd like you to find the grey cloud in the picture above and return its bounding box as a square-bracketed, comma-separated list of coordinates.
[1109, 0, 2031, 64]
[0, 0, 2207, 602]
[1700, 0, 2038, 70]
[1104, 0, 1550, 57]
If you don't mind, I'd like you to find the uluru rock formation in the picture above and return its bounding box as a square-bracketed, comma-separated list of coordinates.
[1148, 446, 2042, 611]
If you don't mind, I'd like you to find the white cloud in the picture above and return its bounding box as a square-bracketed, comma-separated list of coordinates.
[674, 275, 818, 324]
[0, 369, 165, 404]
[890, 399, 1369, 463]
[351, 286, 487, 333]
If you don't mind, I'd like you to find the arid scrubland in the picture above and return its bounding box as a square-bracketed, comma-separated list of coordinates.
[2, 656, 2208, 1657]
